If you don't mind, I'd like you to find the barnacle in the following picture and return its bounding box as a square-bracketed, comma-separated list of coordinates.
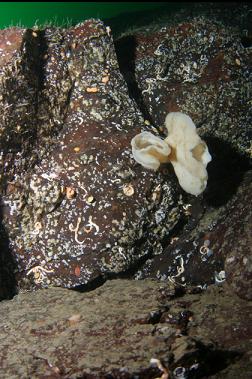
[123, 183, 134, 196]
[27, 265, 54, 284]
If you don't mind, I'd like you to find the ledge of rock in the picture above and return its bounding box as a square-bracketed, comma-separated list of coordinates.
[0, 279, 251, 378]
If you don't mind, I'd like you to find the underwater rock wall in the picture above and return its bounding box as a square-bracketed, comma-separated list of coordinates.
[0, 7, 251, 295]
[115, 9, 252, 293]
[0, 20, 185, 291]
[116, 17, 252, 157]
[0, 3, 251, 378]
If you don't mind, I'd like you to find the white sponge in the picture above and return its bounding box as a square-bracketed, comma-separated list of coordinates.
[165, 112, 212, 196]
[131, 131, 171, 171]
[131, 112, 212, 196]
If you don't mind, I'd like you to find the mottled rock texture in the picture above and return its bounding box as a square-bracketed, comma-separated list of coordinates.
[0, 279, 251, 379]
[117, 9, 252, 184]
[133, 171, 252, 298]
[0, 7, 251, 295]
[116, 16, 252, 157]
[0, 3, 252, 378]
[115, 4, 252, 297]
[0, 20, 186, 291]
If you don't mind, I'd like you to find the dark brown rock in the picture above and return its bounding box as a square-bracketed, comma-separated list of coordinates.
[224, 175, 252, 300]
[0, 10, 251, 297]
[1, 20, 185, 290]
[115, 15, 252, 158]
[0, 28, 42, 188]
[0, 4, 252, 378]
[113, 11, 252, 293]
[0, 26, 78, 193]
[133, 171, 252, 295]
[0, 28, 24, 67]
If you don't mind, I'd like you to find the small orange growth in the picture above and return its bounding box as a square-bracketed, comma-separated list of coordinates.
[74, 265, 81, 277]
[73, 146, 80, 152]
[66, 187, 76, 199]
[86, 87, 99, 93]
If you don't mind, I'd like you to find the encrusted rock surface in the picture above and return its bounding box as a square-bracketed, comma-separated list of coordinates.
[0, 6, 251, 294]
[0, 279, 251, 378]
[133, 171, 252, 297]
[0, 3, 251, 378]
[115, 3, 252, 295]
[115, 10, 252, 158]
[0, 20, 185, 291]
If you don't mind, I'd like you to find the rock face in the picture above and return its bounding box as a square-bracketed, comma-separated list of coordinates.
[0, 20, 185, 291]
[0, 8, 251, 294]
[0, 279, 251, 378]
[116, 12, 252, 158]
[0, 3, 251, 378]
[114, 6, 252, 294]
[132, 171, 252, 298]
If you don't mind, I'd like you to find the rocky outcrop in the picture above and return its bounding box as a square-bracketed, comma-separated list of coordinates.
[115, 9, 252, 159]
[0, 20, 186, 291]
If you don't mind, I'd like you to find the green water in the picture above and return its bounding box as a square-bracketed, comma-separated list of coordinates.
[0, 2, 181, 29]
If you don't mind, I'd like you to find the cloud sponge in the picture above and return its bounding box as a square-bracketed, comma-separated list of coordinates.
[131, 112, 212, 196]
[131, 131, 171, 171]
[164, 112, 212, 196]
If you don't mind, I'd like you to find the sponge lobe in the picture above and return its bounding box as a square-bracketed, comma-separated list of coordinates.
[131, 131, 171, 170]
[165, 112, 212, 196]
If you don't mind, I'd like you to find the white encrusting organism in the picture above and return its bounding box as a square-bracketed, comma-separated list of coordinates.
[131, 112, 212, 196]
[164, 112, 212, 196]
[131, 131, 171, 171]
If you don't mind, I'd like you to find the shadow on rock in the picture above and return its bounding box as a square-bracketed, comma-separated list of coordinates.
[115, 35, 155, 124]
[0, 198, 17, 300]
[71, 275, 107, 293]
[204, 136, 251, 207]
[189, 348, 242, 379]
[105, 4, 189, 38]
